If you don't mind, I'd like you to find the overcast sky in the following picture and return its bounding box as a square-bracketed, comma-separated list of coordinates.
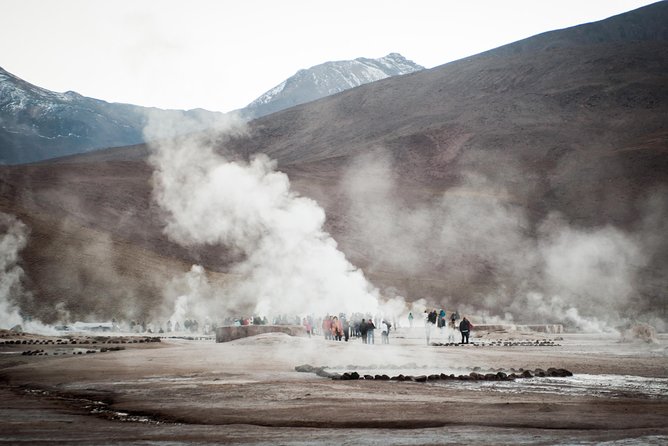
[1, 0, 658, 112]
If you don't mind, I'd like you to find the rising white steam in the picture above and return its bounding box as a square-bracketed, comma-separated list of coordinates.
[0, 212, 28, 329]
[146, 114, 380, 321]
[0, 212, 55, 334]
[341, 149, 654, 332]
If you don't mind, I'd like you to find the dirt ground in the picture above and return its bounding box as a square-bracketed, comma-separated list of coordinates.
[0, 327, 667, 445]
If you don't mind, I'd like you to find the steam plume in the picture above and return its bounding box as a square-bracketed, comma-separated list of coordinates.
[0, 212, 28, 329]
[146, 114, 381, 321]
[341, 149, 656, 332]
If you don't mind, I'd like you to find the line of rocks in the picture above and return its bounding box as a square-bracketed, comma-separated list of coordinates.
[20, 346, 127, 356]
[1, 337, 160, 345]
[431, 339, 561, 347]
[295, 364, 573, 381]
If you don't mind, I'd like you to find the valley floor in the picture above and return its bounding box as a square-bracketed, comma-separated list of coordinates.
[0, 328, 667, 445]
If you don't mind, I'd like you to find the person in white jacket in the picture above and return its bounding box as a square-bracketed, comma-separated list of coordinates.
[381, 320, 390, 344]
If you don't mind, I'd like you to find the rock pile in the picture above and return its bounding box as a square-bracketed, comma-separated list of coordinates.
[295, 364, 573, 382]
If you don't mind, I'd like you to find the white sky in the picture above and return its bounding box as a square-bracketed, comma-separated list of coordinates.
[1, 0, 658, 112]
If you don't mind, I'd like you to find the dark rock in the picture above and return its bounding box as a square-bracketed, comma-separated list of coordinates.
[521, 370, 534, 378]
[496, 372, 508, 380]
[364, 374, 374, 380]
[350, 371, 360, 380]
[413, 375, 428, 382]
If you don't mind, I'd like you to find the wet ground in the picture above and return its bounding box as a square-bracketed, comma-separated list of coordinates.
[0, 328, 667, 445]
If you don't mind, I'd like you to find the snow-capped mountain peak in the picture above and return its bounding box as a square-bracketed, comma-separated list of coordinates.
[243, 53, 424, 118]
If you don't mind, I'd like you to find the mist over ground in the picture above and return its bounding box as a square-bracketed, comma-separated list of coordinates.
[0, 120, 664, 333]
[0, 211, 28, 328]
[340, 148, 666, 331]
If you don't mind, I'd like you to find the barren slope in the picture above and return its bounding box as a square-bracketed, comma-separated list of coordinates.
[1, 2, 666, 323]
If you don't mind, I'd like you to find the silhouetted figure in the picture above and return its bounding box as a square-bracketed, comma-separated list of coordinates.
[360, 319, 368, 344]
[459, 317, 471, 344]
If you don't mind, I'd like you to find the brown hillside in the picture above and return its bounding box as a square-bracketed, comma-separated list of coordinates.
[1, 2, 667, 324]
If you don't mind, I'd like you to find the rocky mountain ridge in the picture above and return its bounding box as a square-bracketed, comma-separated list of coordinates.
[0, 66, 227, 165]
[1, 53, 422, 164]
[242, 53, 424, 118]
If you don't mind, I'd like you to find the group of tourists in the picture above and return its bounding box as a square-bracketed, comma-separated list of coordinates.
[419, 308, 473, 345]
[307, 314, 393, 344]
[309, 309, 473, 346]
[183, 307, 475, 347]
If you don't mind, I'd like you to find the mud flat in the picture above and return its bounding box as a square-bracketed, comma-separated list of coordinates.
[0, 328, 667, 445]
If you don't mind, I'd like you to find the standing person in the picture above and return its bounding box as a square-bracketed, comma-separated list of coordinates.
[342, 317, 350, 342]
[323, 316, 332, 340]
[303, 317, 312, 338]
[439, 309, 446, 333]
[331, 316, 343, 341]
[367, 318, 376, 344]
[425, 310, 437, 345]
[381, 320, 390, 344]
[447, 317, 456, 342]
[459, 317, 471, 344]
[408, 312, 414, 328]
[359, 318, 368, 344]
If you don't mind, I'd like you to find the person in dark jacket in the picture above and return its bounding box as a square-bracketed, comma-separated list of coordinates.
[359, 319, 368, 344]
[366, 318, 376, 344]
[459, 317, 471, 344]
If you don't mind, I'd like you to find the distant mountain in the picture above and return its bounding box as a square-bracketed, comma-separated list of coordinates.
[241, 53, 424, 118]
[0, 67, 225, 164]
[1, 53, 422, 164]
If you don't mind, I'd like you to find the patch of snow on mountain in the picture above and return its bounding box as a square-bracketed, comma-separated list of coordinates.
[243, 53, 424, 118]
[248, 80, 288, 107]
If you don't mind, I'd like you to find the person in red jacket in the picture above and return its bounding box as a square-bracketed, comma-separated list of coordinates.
[331, 316, 343, 341]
